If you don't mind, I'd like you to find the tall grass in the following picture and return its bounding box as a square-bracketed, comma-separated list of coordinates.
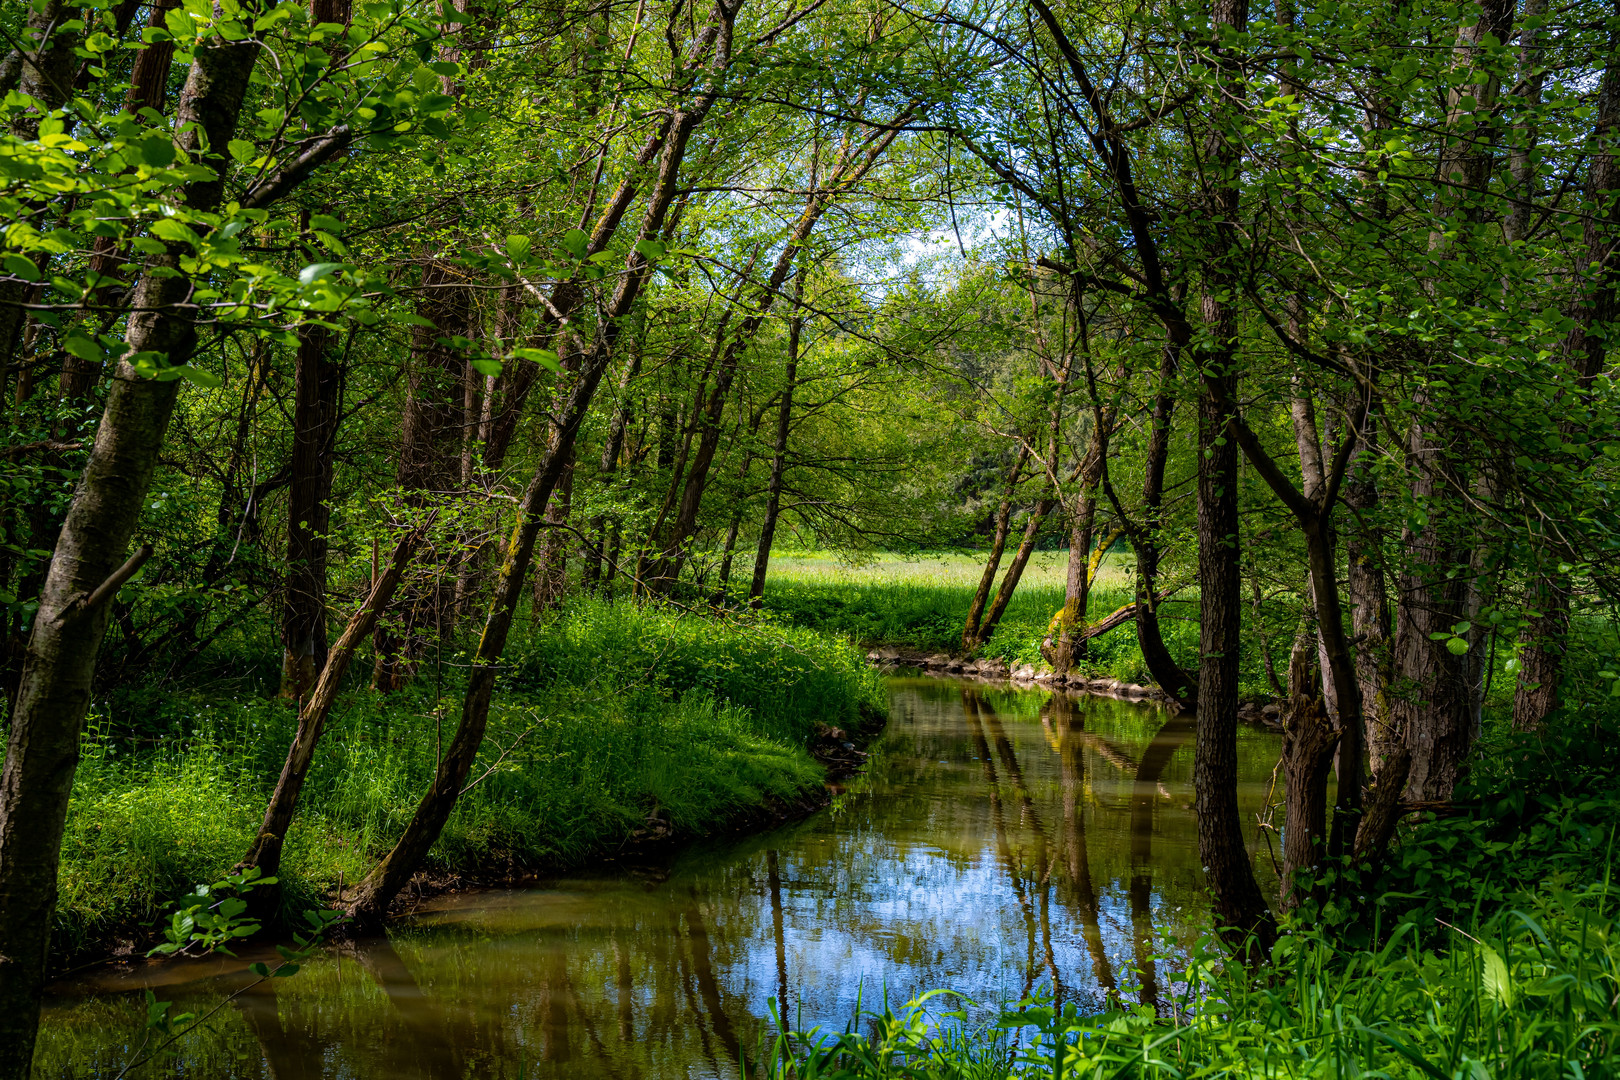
[54, 599, 881, 962]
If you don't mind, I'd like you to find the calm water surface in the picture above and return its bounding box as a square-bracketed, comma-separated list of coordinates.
[37, 673, 1282, 1078]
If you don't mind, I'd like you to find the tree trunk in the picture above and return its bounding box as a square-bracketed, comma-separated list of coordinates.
[1514, 18, 1619, 731]
[1398, 0, 1516, 798]
[0, 26, 266, 1075]
[372, 259, 473, 691]
[532, 449, 574, 614]
[748, 286, 804, 606]
[1048, 494, 1097, 675]
[279, 324, 342, 700]
[1131, 334, 1197, 708]
[963, 447, 1029, 651]
[246, 528, 424, 882]
[978, 496, 1056, 646]
[1193, 0, 1274, 950]
[343, 41, 727, 925]
[651, 114, 910, 590]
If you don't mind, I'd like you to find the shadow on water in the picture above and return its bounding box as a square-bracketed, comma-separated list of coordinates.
[37, 672, 1279, 1079]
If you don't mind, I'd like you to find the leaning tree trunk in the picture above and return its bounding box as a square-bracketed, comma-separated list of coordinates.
[1130, 333, 1197, 709]
[963, 447, 1029, 651]
[245, 528, 423, 884]
[748, 280, 805, 606]
[978, 495, 1057, 646]
[0, 26, 267, 1076]
[342, 46, 726, 926]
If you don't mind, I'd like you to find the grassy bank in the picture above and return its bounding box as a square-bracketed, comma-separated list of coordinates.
[55, 599, 883, 964]
[764, 719, 1620, 1078]
[760, 551, 1210, 689]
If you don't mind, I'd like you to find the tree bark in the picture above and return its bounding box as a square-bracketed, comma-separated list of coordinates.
[246, 527, 424, 881]
[1130, 334, 1197, 708]
[1513, 15, 1619, 731]
[963, 447, 1029, 650]
[279, 324, 342, 700]
[372, 259, 473, 691]
[1193, 0, 1275, 951]
[1398, 0, 1516, 798]
[748, 281, 804, 606]
[343, 26, 730, 924]
[0, 24, 267, 1075]
[978, 496, 1057, 646]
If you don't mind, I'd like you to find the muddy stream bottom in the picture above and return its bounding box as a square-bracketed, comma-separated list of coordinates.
[36, 673, 1283, 1079]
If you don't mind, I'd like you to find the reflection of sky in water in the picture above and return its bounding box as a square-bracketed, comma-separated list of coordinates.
[37, 675, 1282, 1080]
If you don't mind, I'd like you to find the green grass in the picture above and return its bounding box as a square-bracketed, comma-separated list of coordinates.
[54, 599, 881, 963]
[760, 551, 1199, 687]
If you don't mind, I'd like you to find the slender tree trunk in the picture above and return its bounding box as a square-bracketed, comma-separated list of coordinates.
[246, 528, 424, 881]
[748, 284, 804, 606]
[343, 39, 728, 925]
[373, 259, 473, 691]
[651, 114, 910, 590]
[279, 324, 342, 700]
[1131, 333, 1197, 708]
[963, 447, 1029, 651]
[532, 449, 574, 614]
[1514, 16, 1619, 731]
[0, 26, 267, 1074]
[979, 496, 1056, 645]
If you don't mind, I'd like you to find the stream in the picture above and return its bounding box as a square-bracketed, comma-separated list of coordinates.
[35, 672, 1283, 1079]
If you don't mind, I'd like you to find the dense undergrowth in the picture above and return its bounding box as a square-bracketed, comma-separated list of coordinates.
[55, 599, 881, 964]
[761, 715, 1620, 1079]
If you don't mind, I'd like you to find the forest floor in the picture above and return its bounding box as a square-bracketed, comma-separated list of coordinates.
[55, 599, 884, 969]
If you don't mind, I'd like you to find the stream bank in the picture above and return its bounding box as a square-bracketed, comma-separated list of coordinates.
[38, 671, 1282, 1079]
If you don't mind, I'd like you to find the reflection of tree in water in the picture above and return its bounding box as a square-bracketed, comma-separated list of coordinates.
[1043, 691, 1117, 1004]
[231, 975, 321, 1080]
[1126, 713, 1194, 1012]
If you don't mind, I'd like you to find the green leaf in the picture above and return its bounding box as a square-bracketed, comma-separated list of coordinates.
[299, 262, 344, 285]
[470, 357, 502, 377]
[1445, 637, 1469, 656]
[177, 365, 222, 388]
[560, 228, 589, 259]
[149, 218, 198, 246]
[227, 139, 257, 163]
[2, 255, 40, 282]
[62, 333, 104, 364]
[634, 238, 667, 259]
[511, 347, 561, 372]
[137, 134, 176, 167]
[1480, 946, 1513, 1006]
[505, 234, 531, 261]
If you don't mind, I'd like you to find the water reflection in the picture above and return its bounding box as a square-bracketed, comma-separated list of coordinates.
[37, 674, 1281, 1079]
